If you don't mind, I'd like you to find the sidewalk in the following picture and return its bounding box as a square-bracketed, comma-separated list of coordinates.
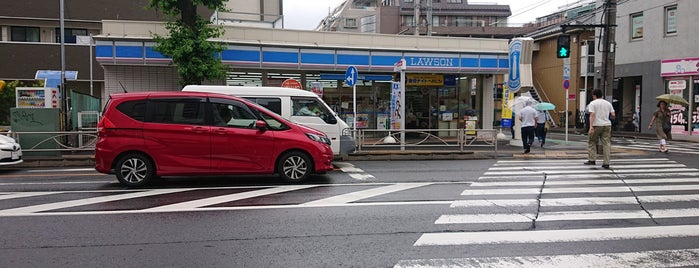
[5, 127, 690, 168]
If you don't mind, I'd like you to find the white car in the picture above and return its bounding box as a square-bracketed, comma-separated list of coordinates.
[0, 134, 22, 166]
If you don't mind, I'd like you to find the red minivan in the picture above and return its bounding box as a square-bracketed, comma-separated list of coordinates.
[95, 91, 334, 187]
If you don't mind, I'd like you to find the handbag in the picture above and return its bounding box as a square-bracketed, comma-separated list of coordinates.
[662, 120, 671, 133]
[544, 120, 551, 132]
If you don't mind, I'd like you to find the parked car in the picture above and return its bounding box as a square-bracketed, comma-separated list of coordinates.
[0, 134, 22, 166]
[94, 91, 334, 187]
[182, 85, 356, 156]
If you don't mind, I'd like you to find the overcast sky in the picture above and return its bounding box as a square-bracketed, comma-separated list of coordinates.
[283, 0, 572, 30]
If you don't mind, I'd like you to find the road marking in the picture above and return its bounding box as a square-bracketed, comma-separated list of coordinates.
[0, 192, 58, 201]
[143, 185, 317, 212]
[394, 248, 699, 268]
[302, 183, 431, 206]
[334, 161, 376, 181]
[471, 178, 699, 187]
[494, 158, 671, 164]
[484, 168, 698, 176]
[414, 224, 699, 246]
[0, 200, 455, 217]
[451, 199, 539, 207]
[0, 188, 189, 214]
[451, 194, 699, 207]
[488, 163, 686, 170]
[462, 185, 699, 195]
[27, 168, 98, 173]
[0, 180, 115, 186]
[436, 208, 699, 224]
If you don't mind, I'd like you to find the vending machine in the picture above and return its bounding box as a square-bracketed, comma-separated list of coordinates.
[15, 87, 59, 108]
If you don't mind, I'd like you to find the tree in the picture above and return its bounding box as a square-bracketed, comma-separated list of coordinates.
[148, 0, 229, 85]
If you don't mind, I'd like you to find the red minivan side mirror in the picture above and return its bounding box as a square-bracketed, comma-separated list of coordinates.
[255, 120, 268, 131]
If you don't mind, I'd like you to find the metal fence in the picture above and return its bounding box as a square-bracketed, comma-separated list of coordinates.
[2, 130, 98, 152]
[354, 128, 498, 153]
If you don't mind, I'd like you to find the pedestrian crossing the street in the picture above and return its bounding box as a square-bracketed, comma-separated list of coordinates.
[395, 158, 699, 267]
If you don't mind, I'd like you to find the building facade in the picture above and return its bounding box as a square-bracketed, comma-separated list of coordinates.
[96, 21, 510, 134]
[317, 0, 537, 38]
[613, 0, 699, 137]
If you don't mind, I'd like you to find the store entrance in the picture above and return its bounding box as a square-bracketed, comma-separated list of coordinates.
[405, 87, 438, 130]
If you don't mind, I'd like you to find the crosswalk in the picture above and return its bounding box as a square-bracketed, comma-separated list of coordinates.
[395, 158, 699, 267]
[611, 137, 699, 154]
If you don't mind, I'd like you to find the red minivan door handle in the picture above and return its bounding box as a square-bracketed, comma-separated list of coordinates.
[213, 127, 227, 134]
[187, 126, 208, 133]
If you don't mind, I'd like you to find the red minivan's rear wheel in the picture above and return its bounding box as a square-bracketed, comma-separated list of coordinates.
[278, 151, 312, 183]
[115, 153, 155, 187]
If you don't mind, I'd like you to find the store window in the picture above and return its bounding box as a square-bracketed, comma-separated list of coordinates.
[631, 12, 643, 40]
[55, 28, 88, 43]
[665, 5, 677, 35]
[11, 26, 40, 42]
[345, 18, 357, 28]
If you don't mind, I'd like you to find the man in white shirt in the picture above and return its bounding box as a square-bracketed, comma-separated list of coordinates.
[518, 102, 538, 154]
[585, 89, 615, 169]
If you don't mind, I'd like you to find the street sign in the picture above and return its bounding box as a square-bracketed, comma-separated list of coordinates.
[281, 78, 302, 89]
[563, 79, 570, 89]
[563, 64, 571, 80]
[345, 66, 358, 87]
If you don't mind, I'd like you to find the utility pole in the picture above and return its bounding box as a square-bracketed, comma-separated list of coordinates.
[413, 0, 420, 35]
[601, 0, 617, 97]
[426, 0, 432, 36]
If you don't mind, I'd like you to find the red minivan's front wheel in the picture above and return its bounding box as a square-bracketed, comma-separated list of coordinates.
[115, 153, 155, 187]
[278, 151, 312, 183]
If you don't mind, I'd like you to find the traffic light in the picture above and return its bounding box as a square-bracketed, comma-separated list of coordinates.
[557, 34, 571, 58]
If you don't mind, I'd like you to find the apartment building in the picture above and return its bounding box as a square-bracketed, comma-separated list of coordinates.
[317, 0, 536, 38]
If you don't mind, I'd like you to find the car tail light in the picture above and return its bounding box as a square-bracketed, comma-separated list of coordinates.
[97, 117, 115, 136]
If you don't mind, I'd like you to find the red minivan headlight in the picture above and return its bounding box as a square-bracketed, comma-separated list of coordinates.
[305, 133, 331, 145]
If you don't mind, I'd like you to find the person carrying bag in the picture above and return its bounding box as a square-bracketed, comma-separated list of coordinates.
[648, 100, 672, 153]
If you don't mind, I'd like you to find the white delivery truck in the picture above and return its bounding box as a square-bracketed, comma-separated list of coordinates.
[182, 85, 355, 156]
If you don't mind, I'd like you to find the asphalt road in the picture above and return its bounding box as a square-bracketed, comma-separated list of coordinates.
[1, 138, 699, 267]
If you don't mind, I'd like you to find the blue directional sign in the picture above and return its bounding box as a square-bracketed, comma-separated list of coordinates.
[345, 66, 358, 87]
[508, 39, 522, 92]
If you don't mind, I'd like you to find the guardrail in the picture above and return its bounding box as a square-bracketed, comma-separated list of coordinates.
[2, 130, 98, 152]
[354, 128, 498, 154]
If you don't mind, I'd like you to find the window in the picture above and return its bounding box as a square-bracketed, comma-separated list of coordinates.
[404, 0, 413, 2]
[11, 27, 40, 42]
[211, 100, 258, 128]
[55, 28, 88, 43]
[432, 15, 440, 27]
[116, 100, 146, 122]
[244, 97, 282, 115]
[404, 15, 415, 27]
[345, 18, 357, 28]
[292, 98, 335, 124]
[665, 5, 677, 35]
[631, 12, 643, 40]
[446, 0, 462, 3]
[149, 99, 206, 125]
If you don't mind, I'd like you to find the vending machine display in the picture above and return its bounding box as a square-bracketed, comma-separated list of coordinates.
[16, 87, 58, 108]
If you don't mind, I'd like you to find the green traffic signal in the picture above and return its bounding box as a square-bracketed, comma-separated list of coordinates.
[557, 34, 570, 58]
[558, 47, 568, 57]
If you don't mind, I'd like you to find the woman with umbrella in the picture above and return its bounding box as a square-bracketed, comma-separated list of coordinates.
[648, 100, 672, 152]
[533, 102, 555, 147]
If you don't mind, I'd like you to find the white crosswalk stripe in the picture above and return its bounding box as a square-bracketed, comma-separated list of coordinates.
[612, 137, 699, 155]
[396, 157, 699, 267]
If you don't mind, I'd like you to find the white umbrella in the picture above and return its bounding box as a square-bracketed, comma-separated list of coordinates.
[507, 96, 538, 110]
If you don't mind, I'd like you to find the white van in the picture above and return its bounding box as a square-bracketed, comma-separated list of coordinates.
[182, 85, 355, 156]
